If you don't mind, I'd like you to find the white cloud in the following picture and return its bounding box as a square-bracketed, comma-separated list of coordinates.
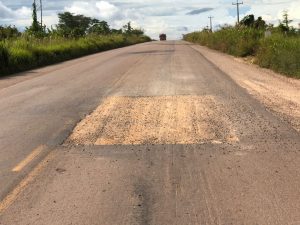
[15, 6, 31, 18]
[0, 1, 32, 28]
[65, 1, 121, 21]
[0, 1, 30, 19]
[96, 1, 119, 19]
[288, 2, 300, 27]
[0, 1, 14, 18]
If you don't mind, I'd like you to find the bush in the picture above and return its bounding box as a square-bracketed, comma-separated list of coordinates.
[0, 42, 9, 72]
[256, 34, 300, 78]
[0, 34, 150, 76]
[184, 27, 263, 57]
[184, 27, 300, 78]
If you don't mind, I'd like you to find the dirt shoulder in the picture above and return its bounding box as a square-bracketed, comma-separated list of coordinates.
[190, 43, 300, 132]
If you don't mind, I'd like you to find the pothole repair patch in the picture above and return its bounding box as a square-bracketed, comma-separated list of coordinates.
[66, 95, 238, 145]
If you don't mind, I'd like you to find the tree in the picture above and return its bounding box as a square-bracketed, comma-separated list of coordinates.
[31, 1, 40, 32]
[202, 26, 211, 32]
[279, 11, 292, 32]
[240, 14, 266, 30]
[88, 19, 111, 35]
[123, 22, 133, 34]
[26, 1, 44, 36]
[240, 14, 255, 27]
[282, 11, 292, 29]
[122, 22, 144, 36]
[111, 29, 123, 34]
[0, 26, 20, 39]
[131, 28, 144, 36]
[57, 12, 92, 37]
[254, 17, 266, 29]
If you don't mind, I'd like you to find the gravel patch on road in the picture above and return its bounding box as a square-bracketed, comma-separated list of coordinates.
[66, 95, 238, 145]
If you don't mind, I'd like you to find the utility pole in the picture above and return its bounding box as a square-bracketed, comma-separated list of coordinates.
[232, 0, 243, 23]
[34, 0, 43, 27]
[40, 0, 43, 27]
[208, 16, 213, 32]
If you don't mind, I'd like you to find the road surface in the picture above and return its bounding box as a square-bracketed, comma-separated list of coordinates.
[0, 41, 300, 225]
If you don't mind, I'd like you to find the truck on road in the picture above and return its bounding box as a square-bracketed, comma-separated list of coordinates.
[159, 34, 167, 41]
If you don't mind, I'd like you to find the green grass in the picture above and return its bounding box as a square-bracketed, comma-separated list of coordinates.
[184, 28, 300, 78]
[0, 34, 151, 76]
[255, 34, 300, 78]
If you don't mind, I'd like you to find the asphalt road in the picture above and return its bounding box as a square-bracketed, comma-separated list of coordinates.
[0, 42, 152, 200]
[0, 41, 300, 225]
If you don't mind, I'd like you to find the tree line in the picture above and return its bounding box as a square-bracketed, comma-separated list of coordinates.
[200, 11, 299, 36]
[238, 11, 298, 35]
[0, 1, 145, 39]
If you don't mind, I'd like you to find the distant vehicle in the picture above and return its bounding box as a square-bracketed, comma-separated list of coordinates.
[159, 34, 167, 41]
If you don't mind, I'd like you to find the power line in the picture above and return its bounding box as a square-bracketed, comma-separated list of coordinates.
[232, 0, 243, 23]
[208, 16, 214, 32]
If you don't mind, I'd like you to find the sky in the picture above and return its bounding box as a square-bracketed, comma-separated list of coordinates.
[0, 0, 299, 39]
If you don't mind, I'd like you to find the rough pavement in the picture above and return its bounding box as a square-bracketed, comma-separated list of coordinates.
[0, 41, 300, 225]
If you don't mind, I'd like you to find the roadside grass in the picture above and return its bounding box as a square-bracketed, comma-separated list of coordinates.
[255, 34, 300, 78]
[0, 34, 151, 76]
[185, 27, 263, 57]
[184, 28, 300, 78]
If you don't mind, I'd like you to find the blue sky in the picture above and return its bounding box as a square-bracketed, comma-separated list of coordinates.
[0, 0, 299, 39]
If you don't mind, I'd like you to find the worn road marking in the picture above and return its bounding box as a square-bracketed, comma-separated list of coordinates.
[0, 152, 55, 214]
[12, 145, 45, 172]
